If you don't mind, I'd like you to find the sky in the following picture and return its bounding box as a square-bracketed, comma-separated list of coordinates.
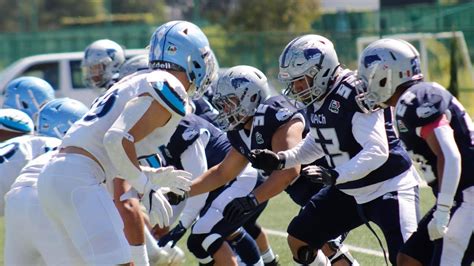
[320, 0, 379, 11]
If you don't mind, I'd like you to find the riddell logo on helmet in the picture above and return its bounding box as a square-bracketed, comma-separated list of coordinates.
[150, 61, 172, 69]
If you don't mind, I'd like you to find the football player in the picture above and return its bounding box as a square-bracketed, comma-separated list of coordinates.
[0, 98, 87, 216]
[36, 20, 215, 265]
[356, 38, 474, 266]
[2, 76, 55, 120]
[150, 113, 277, 266]
[3, 98, 88, 265]
[178, 65, 356, 265]
[82, 39, 126, 90]
[249, 34, 420, 265]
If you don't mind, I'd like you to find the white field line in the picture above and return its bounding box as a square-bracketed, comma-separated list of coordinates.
[263, 228, 385, 258]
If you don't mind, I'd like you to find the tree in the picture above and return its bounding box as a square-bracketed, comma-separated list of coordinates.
[226, 0, 320, 32]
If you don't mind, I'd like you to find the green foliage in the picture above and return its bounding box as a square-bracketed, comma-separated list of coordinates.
[226, 0, 320, 32]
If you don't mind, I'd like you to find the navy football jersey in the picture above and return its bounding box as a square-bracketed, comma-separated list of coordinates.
[395, 82, 474, 201]
[305, 70, 412, 190]
[191, 98, 220, 127]
[227, 95, 304, 177]
[158, 113, 230, 170]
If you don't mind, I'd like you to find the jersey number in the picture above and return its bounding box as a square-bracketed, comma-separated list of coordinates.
[84, 90, 118, 121]
[311, 127, 350, 168]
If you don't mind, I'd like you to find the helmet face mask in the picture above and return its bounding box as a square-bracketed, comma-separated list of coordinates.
[83, 62, 108, 88]
[279, 34, 340, 108]
[82, 39, 125, 89]
[148, 21, 217, 97]
[212, 65, 267, 131]
[356, 38, 423, 112]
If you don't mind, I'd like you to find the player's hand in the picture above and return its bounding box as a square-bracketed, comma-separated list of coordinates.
[142, 187, 173, 228]
[223, 193, 259, 223]
[249, 149, 286, 173]
[158, 221, 187, 248]
[141, 166, 192, 196]
[301, 165, 339, 186]
[427, 205, 450, 240]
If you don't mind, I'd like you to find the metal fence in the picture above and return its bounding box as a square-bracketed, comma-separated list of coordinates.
[0, 2, 473, 96]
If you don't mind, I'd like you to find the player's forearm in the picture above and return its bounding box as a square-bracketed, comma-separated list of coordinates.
[115, 198, 145, 245]
[189, 165, 227, 196]
[253, 169, 298, 203]
[435, 126, 461, 207]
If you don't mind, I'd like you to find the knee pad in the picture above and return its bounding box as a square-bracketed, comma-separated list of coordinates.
[294, 245, 317, 264]
[243, 222, 262, 239]
[188, 233, 224, 257]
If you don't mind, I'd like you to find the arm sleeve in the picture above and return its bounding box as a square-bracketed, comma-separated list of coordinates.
[103, 96, 153, 193]
[335, 110, 389, 184]
[433, 125, 461, 208]
[279, 131, 325, 168]
[178, 132, 211, 228]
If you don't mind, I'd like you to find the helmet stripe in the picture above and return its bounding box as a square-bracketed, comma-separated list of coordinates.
[160, 21, 184, 62]
[280, 36, 302, 68]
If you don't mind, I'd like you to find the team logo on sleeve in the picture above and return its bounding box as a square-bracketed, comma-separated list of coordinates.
[416, 102, 437, 118]
[255, 132, 264, 144]
[182, 128, 198, 141]
[329, 100, 340, 114]
[276, 108, 292, 121]
[396, 120, 408, 133]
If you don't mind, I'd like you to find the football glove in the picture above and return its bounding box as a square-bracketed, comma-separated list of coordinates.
[158, 221, 187, 248]
[427, 205, 450, 240]
[301, 165, 339, 186]
[140, 166, 192, 196]
[142, 186, 173, 228]
[249, 149, 286, 173]
[223, 193, 259, 223]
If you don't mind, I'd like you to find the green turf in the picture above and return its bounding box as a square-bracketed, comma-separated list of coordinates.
[0, 187, 435, 265]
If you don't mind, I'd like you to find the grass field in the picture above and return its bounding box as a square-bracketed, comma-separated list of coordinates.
[0, 187, 435, 265]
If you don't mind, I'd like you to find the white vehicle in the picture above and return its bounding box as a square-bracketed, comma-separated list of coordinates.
[0, 49, 146, 106]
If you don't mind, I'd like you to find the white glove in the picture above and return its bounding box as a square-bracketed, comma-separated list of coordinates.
[142, 186, 173, 228]
[427, 205, 450, 240]
[140, 166, 192, 196]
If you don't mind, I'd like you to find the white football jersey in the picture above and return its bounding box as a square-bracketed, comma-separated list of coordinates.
[11, 150, 57, 189]
[61, 70, 188, 180]
[0, 135, 60, 215]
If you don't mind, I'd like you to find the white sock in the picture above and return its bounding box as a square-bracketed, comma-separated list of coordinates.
[130, 244, 149, 266]
[261, 248, 276, 263]
[144, 227, 168, 264]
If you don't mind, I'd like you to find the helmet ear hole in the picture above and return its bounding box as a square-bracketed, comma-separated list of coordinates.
[379, 78, 387, 87]
[21, 101, 29, 109]
[321, 69, 330, 78]
[250, 93, 258, 102]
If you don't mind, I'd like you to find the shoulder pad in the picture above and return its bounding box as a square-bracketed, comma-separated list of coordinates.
[395, 82, 451, 128]
[146, 71, 188, 117]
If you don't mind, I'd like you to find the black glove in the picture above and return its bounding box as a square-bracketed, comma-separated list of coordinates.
[301, 165, 339, 186]
[166, 191, 188, 205]
[249, 149, 286, 173]
[223, 193, 259, 223]
[157, 221, 187, 248]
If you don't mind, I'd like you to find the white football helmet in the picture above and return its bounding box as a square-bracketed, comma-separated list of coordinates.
[118, 54, 149, 80]
[279, 34, 340, 108]
[356, 38, 423, 112]
[212, 65, 268, 131]
[82, 39, 126, 89]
